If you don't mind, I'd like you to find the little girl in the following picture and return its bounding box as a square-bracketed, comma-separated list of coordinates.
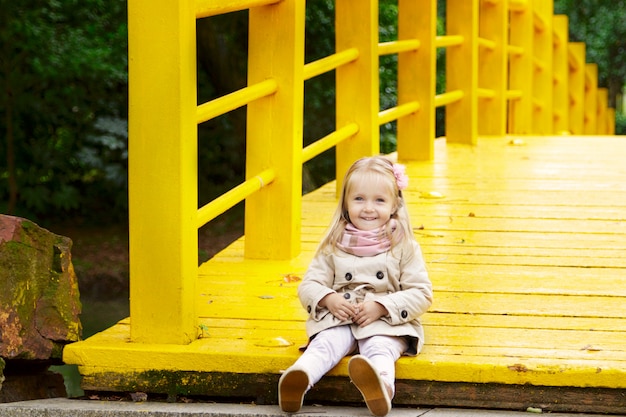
[279, 156, 433, 416]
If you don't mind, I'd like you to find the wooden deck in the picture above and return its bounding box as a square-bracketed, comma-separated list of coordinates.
[64, 135, 626, 413]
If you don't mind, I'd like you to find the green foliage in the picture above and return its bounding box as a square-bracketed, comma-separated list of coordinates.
[302, 0, 337, 191]
[615, 112, 626, 135]
[195, 11, 249, 206]
[0, 0, 128, 222]
[379, 1, 399, 154]
[554, 0, 626, 108]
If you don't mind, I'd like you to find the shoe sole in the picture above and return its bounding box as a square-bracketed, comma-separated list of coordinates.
[279, 369, 308, 413]
[348, 355, 391, 417]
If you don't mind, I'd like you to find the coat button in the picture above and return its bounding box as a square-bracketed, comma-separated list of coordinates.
[344, 293, 351, 299]
[307, 305, 312, 313]
[401, 310, 408, 319]
[345, 272, 353, 281]
[376, 271, 384, 279]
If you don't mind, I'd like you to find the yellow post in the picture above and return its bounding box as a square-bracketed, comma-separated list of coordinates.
[336, 0, 379, 189]
[245, 0, 305, 259]
[127, 0, 198, 344]
[478, 0, 507, 136]
[584, 63, 598, 134]
[607, 107, 616, 135]
[397, 0, 436, 160]
[508, 0, 534, 134]
[567, 42, 585, 135]
[446, 0, 478, 144]
[532, 0, 554, 134]
[597, 88, 608, 134]
[552, 15, 569, 134]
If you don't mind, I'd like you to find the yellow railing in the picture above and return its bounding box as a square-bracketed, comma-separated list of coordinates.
[127, 0, 614, 345]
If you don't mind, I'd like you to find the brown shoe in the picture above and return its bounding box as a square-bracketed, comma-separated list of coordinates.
[278, 368, 309, 413]
[348, 355, 392, 417]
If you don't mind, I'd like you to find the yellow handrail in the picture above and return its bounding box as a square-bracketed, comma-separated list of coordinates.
[302, 123, 359, 164]
[196, 79, 278, 124]
[509, 0, 528, 12]
[435, 35, 464, 48]
[506, 90, 523, 100]
[533, 56, 546, 72]
[507, 44, 524, 57]
[378, 39, 421, 56]
[303, 48, 359, 81]
[568, 48, 580, 71]
[477, 88, 496, 99]
[533, 10, 547, 33]
[196, 168, 275, 228]
[378, 102, 421, 126]
[435, 90, 464, 108]
[478, 37, 496, 51]
[196, 0, 281, 18]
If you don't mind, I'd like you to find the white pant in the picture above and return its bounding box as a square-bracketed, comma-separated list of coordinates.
[290, 325, 408, 397]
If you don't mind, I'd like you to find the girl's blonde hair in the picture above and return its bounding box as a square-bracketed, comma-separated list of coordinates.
[317, 155, 416, 258]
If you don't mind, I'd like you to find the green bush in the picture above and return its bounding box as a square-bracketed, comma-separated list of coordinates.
[615, 112, 626, 135]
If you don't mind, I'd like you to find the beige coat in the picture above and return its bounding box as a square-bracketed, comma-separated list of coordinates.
[298, 240, 433, 355]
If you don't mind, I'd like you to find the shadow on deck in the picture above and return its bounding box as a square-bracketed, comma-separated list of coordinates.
[64, 136, 626, 414]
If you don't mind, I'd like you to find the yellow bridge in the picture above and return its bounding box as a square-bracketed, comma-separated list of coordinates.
[64, 0, 625, 413]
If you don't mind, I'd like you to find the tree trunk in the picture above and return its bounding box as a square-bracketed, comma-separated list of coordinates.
[5, 86, 17, 214]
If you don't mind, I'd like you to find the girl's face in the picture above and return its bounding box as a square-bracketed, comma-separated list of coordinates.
[345, 173, 395, 231]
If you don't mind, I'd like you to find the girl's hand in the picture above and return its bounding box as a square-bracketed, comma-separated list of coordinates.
[354, 301, 388, 327]
[319, 293, 358, 321]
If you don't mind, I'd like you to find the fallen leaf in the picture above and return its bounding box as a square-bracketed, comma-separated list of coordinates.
[526, 406, 542, 413]
[581, 344, 602, 352]
[508, 363, 528, 372]
[420, 191, 445, 199]
[283, 274, 302, 283]
[415, 231, 445, 238]
[508, 138, 526, 146]
[259, 295, 274, 299]
[254, 337, 294, 347]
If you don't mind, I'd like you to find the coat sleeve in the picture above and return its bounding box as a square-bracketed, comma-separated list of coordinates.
[297, 252, 337, 321]
[375, 241, 433, 325]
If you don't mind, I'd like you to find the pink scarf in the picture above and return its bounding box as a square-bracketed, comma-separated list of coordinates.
[337, 220, 397, 257]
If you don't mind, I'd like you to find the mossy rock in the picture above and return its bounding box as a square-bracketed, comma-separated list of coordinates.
[0, 215, 82, 361]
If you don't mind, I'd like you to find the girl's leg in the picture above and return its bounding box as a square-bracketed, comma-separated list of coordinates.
[357, 335, 407, 397]
[348, 336, 407, 417]
[291, 325, 356, 383]
[279, 326, 356, 412]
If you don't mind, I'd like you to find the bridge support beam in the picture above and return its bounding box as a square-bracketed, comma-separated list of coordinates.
[446, 0, 478, 145]
[244, 0, 305, 260]
[397, 0, 436, 160]
[127, 0, 198, 344]
[335, 0, 380, 191]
